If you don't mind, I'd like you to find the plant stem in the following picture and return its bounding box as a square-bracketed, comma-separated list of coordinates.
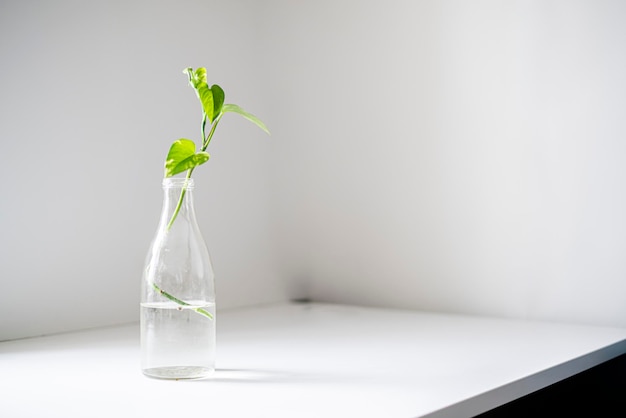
[152, 282, 213, 319]
[165, 169, 193, 230]
[158, 112, 221, 319]
[165, 112, 221, 231]
[201, 113, 208, 148]
[202, 113, 222, 151]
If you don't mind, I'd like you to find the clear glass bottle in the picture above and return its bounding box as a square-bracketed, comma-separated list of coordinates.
[141, 177, 216, 379]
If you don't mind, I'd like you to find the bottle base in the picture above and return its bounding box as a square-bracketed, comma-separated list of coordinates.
[142, 366, 214, 380]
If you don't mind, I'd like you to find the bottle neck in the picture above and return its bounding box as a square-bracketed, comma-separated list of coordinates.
[160, 178, 197, 229]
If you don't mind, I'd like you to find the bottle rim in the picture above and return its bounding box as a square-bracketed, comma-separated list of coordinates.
[162, 177, 194, 189]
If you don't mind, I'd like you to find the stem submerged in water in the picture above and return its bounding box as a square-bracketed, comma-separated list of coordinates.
[152, 282, 213, 320]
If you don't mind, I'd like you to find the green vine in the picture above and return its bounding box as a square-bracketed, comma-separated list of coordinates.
[164, 68, 268, 229]
[154, 67, 270, 313]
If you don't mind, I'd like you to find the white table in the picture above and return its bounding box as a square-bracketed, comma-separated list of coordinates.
[1, 302, 625, 418]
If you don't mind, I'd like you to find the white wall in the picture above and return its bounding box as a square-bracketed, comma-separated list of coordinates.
[0, 0, 284, 341]
[267, 0, 626, 328]
[2, 0, 626, 341]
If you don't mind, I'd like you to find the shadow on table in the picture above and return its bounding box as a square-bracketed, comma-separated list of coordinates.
[190, 368, 353, 385]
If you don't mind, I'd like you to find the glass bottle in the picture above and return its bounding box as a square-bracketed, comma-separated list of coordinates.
[141, 177, 216, 379]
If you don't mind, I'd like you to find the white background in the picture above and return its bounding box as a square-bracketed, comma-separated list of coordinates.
[1, 0, 625, 341]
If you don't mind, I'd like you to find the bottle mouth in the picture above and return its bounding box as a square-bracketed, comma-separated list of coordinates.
[162, 177, 194, 189]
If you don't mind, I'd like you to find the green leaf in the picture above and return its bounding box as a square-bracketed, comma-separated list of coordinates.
[183, 67, 216, 123]
[222, 103, 270, 135]
[211, 84, 225, 121]
[196, 83, 214, 123]
[164, 139, 210, 177]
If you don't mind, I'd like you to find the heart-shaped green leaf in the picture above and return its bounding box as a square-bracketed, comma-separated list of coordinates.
[164, 139, 210, 177]
[211, 84, 225, 120]
[222, 103, 270, 134]
[197, 83, 214, 123]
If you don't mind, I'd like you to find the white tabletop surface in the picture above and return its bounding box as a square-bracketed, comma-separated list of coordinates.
[1, 302, 625, 418]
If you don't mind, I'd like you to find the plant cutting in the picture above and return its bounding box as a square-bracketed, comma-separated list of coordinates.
[140, 67, 269, 379]
[164, 67, 269, 228]
[153, 67, 269, 318]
